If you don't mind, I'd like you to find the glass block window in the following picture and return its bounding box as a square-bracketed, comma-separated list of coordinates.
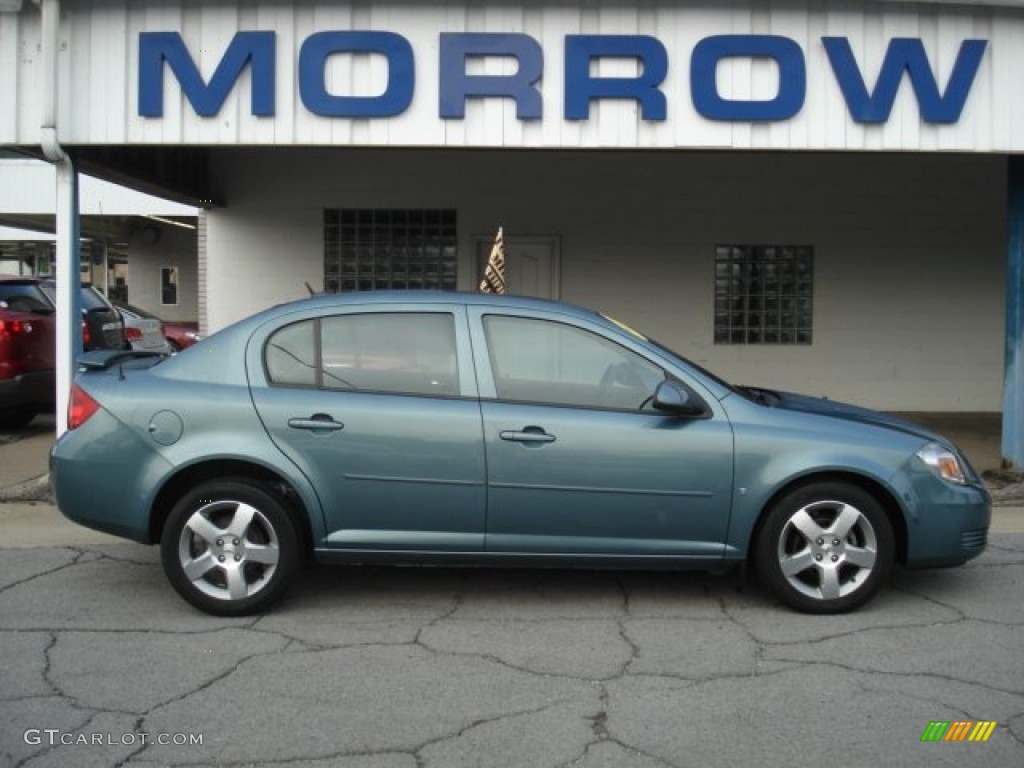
[714, 245, 814, 345]
[324, 209, 457, 292]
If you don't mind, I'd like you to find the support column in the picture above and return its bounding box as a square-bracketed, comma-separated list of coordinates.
[1005, 157, 1024, 468]
[54, 159, 81, 436]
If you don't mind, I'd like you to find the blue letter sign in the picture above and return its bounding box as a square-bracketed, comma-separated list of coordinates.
[690, 35, 806, 121]
[564, 35, 668, 121]
[439, 33, 543, 119]
[298, 31, 414, 118]
[823, 37, 987, 124]
[138, 31, 275, 117]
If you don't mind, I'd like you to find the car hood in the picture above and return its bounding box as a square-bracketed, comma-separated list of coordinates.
[744, 387, 949, 446]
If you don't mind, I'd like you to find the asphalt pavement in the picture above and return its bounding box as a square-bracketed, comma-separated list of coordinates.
[1, 417, 1023, 767]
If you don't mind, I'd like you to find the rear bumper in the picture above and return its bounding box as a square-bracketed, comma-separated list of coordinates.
[0, 369, 55, 412]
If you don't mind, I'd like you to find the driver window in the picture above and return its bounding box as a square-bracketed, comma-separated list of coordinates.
[483, 315, 665, 410]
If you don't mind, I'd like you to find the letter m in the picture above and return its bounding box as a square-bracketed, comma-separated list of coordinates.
[920, 721, 950, 742]
[823, 37, 986, 124]
[139, 31, 275, 117]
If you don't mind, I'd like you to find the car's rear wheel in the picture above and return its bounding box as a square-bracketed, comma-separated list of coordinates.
[755, 482, 894, 614]
[160, 478, 299, 616]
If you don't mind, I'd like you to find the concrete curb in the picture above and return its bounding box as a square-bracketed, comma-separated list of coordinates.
[0, 474, 53, 503]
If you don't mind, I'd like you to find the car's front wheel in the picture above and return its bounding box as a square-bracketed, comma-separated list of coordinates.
[755, 482, 894, 613]
[160, 479, 299, 616]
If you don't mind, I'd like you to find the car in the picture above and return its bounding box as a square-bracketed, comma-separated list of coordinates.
[162, 320, 202, 352]
[0, 275, 56, 428]
[1, 275, 126, 428]
[50, 292, 991, 616]
[39, 279, 127, 352]
[113, 302, 175, 356]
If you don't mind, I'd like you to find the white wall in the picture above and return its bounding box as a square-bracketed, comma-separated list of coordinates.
[204, 148, 1006, 411]
[127, 223, 199, 322]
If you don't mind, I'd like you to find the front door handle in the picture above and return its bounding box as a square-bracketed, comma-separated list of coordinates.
[500, 427, 556, 444]
[288, 414, 345, 432]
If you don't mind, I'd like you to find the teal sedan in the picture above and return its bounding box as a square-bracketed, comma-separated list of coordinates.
[50, 292, 990, 616]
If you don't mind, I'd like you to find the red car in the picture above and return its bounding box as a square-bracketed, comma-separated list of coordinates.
[0, 276, 56, 428]
[0, 274, 126, 428]
[162, 320, 202, 352]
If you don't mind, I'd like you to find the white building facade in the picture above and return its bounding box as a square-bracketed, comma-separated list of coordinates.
[1, 0, 1022, 457]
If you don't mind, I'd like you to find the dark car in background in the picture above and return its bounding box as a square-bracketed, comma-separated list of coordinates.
[0, 275, 126, 428]
[40, 280, 126, 352]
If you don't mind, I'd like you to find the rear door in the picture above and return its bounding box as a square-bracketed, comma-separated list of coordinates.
[249, 304, 487, 551]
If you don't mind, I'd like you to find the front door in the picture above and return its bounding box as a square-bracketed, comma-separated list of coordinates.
[250, 306, 486, 551]
[470, 308, 733, 557]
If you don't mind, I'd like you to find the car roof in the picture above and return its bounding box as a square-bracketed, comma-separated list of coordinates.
[277, 290, 597, 319]
[0, 273, 40, 284]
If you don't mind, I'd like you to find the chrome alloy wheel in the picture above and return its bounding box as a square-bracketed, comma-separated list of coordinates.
[776, 499, 879, 601]
[177, 500, 281, 601]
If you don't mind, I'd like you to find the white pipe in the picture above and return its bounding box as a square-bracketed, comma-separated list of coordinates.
[38, 0, 80, 436]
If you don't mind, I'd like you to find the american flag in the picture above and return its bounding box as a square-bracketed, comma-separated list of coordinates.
[479, 227, 506, 294]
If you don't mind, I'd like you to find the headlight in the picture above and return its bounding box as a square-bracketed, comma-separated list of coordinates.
[916, 442, 967, 485]
[186, 331, 202, 341]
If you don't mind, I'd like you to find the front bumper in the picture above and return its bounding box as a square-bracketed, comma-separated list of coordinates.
[899, 472, 991, 568]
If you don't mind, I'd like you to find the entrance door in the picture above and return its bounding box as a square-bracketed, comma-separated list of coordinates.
[477, 235, 560, 299]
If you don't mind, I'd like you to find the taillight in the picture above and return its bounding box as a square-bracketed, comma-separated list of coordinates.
[0, 319, 33, 336]
[81, 320, 91, 347]
[68, 384, 100, 430]
[125, 327, 143, 341]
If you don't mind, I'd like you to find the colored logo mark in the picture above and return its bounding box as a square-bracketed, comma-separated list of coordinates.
[921, 721, 997, 742]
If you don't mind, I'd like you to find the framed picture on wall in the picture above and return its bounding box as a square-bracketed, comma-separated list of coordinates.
[161, 266, 179, 306]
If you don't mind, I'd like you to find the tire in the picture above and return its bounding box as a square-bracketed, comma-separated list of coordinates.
[160, 478, 299, 616]
[0, 408, 35, 430]
[754, 482, 894, 614]
[166, 339, 181, 354]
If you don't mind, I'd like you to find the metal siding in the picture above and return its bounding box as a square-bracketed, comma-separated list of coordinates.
[5, 0, 1024, 151]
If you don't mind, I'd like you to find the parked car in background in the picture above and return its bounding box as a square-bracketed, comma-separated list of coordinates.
[162, 320, 202, 352]
[113, 303, 174, 356]
[50, 292, 991, 617]
[0, 275, 56, 428]
[39, 279, 126, 352]
[1, 275, 127, 428]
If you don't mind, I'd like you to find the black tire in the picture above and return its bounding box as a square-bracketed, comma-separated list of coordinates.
[0, 408, 35, 430]
[166, 339, 181, 354]
[160, 478, 299, 616]
[754, 482, 894, 614]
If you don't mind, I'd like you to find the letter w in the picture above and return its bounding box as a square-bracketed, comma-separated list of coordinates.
[822, 37, 986, 124]
[139, 31, 275, 117]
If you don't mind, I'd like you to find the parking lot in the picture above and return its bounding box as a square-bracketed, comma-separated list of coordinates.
[1, 422, 1023, 767]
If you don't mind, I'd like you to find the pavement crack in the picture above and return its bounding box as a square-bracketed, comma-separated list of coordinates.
[0, 548, 92, 596]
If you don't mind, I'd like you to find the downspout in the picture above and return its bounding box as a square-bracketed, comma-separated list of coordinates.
[37, 0, 81, 436]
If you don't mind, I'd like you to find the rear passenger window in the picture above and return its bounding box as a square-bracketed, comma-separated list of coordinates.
[265, 313, 459, 397]
[266, 320, 316, 387]
[320, 313, 458, 396]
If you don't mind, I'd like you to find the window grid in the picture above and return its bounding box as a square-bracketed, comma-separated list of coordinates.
[714, 245, 814, 345]
[324, 209, 457, 292]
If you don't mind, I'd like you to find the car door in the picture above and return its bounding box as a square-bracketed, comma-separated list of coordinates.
[469, 307, 734, 558]
[249, 304, 486, 551]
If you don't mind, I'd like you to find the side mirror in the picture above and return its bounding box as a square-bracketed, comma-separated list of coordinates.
[652, 380, 707, 418]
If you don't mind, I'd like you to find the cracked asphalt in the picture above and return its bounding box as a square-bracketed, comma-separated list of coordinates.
[1, 514, 1022, 768]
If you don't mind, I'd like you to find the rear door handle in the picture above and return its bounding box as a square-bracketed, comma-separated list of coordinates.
[288, 414, 345, 432]
[500, 428, 556, 444]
